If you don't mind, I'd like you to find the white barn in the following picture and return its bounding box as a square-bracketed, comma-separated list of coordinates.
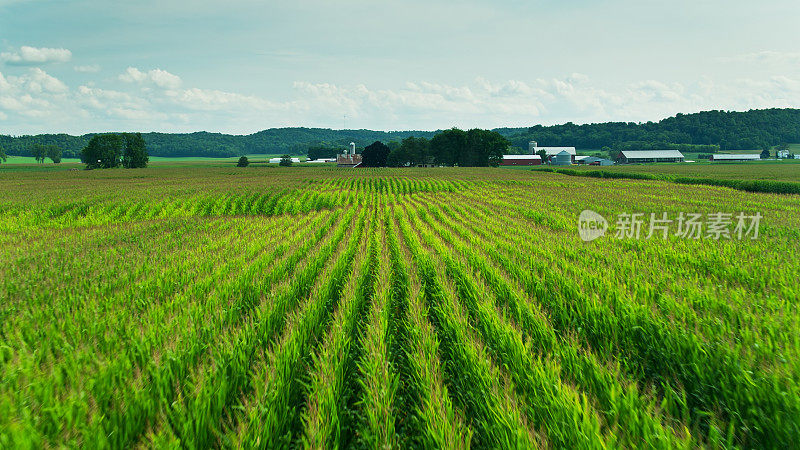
[710, 154, 760, 162]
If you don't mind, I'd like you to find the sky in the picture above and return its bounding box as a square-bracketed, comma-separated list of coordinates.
[1, 0, 799, 135]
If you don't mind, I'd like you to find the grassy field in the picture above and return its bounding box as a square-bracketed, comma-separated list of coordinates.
[0, 154, 293, 166]
[1, 155, 83, 165]
[561, 160, 800, 182]
[1, 166, 799, 448]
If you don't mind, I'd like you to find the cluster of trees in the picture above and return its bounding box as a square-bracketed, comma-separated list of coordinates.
[81, 133, 149, 169]
[30, 144, 62, 163]
[360, 128, 510, 167]
[306, 145, 340, 161]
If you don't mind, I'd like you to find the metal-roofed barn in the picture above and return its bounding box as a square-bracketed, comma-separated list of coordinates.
[710, 154, 761, 161]
[620, 150, 685, 164]
[501, 154, 542, 166]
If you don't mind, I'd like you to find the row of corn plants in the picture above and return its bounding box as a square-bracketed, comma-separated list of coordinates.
[395, 205, 544, 448]
[300, 210, 378, 448]
[223, 208, 368, 447]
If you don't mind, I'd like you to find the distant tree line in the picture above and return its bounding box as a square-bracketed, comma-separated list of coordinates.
[359, 128, 509, 167]
[81, 133, 149, 169]
[613, 142, 720, 153]
[2, 109, 799, 160]
[0, 128, 437, 159]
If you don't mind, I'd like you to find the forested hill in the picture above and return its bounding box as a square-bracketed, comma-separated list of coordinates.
[2, 108, 799, 158]
[499, 108, 800, 152]
[0, 129, 437, 159]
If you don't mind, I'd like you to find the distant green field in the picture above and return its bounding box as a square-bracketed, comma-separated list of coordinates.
[0, 154, 302, 169]
[565, 160, 800, 182]
[1, 156, 83, 165]
[148, 154, 291, 163]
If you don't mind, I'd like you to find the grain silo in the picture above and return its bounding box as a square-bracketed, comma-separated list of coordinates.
[553, 150, 573, 166]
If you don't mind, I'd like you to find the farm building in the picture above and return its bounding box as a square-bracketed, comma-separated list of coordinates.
[337, 142, 363, 167]
[575, 156, 614, 166]
[529, 141, 576, 163]
[501, 154, 542, 166]
[306, 158, 336, 164]
[710, 154, 761, 162]
[551, 150, 573, 166]
[269, 157, 302, 164]
[336, 154, 362, 167]
[619, 150, 685, 164]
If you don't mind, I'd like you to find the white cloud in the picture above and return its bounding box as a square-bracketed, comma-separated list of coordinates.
[74, 64, 101, 73]
[3, 64, 800, 134]
[26, 68, 69, 93]
[170, 87, 278, 111]
[717, 51, 800, 65]
[1, 46, 72, 65]
[119, 67, 182, 89]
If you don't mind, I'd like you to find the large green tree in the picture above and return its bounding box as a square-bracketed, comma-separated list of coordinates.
[0, 145, 6, 165]
[430, 128, 467, 166]
[30, 144, 48, 163]
[47, 145, 62, 163]
[390, 136, 430, 166]
[361, 141, 390, 167]
[123, 133, 149, 168]
[464, 129, 508, 167]
[82, 134, 123, 169]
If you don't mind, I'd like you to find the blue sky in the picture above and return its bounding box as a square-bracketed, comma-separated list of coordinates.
[1, 0, 799, 134]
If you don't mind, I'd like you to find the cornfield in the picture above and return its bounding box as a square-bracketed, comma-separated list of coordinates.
[1, 166, 798, 448]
